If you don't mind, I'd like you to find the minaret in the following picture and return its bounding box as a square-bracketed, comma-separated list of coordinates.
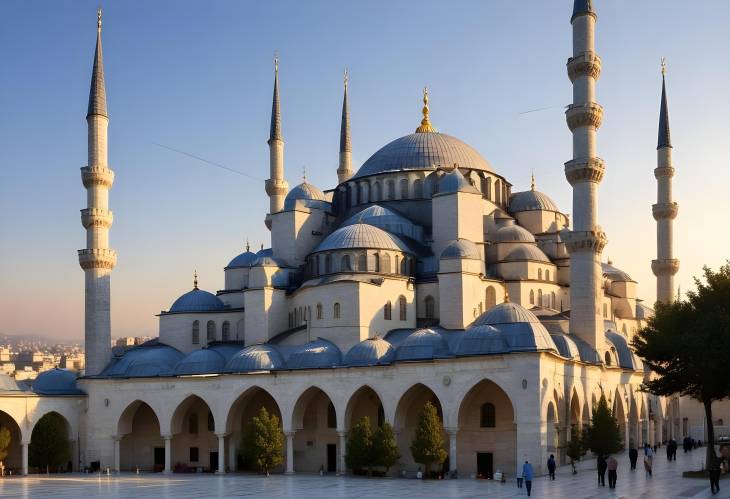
[652, 60, 679, 304]
[79, 8, 116, 375]
[562, 0, 607, 352]
[265, 56, 288, 229]
[337, 69, 353, 184]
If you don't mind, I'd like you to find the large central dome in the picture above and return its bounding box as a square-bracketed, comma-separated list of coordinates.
[352, 132, 493, 180]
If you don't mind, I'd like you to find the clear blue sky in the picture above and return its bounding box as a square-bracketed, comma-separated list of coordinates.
[1, 1, 728, 341]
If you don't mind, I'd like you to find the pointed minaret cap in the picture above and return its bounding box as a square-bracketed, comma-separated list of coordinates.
[340, 69, 352, 153]
[268, 54, 283, 143]
[87, 8, 108, 118]
[658, 58, 672, 149]
[571, 0, 596, 22]
[415, 87, 436, 133]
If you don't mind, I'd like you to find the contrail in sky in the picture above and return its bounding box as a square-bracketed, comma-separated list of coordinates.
[152, 142, 264, 181]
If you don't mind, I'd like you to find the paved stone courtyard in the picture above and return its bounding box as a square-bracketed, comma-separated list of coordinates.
[0, 449, 726, 498]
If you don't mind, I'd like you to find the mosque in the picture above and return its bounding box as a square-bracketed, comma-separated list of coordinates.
[2, 0, 718, 479]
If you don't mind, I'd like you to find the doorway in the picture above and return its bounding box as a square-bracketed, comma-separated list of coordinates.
[154, 447, 165, 472]
[477, 452, 493, 479]
[327, 444, 337, 472]
[210, 452, 218, 472]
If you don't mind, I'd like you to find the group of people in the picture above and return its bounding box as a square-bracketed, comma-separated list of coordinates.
[596, 454, 619, 488]
[664, 439, 678, 460]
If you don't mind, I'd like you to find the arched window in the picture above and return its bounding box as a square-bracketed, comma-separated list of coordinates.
[358, 253, 367, 272]
[327, 402, 336, 428]
[424, 295, 435, 319]
[538, 289, 543, 306]
[333, 302, 341, 319]
[384, 301, 392, 320]
[604, 351, 612, 365]
[400, 256, 407, 275]
[394, 255, 400, 274]
[359, 183, 368, 204]
[341, 254, 351, 271]
[399, 178, 409, 198]
[372, 181, 381, 202]
[551, 291, 556, 309]
[192, 320, 200, 345]
[399, 295, 407, 321]
[382, 253, 391, 273]
[387, 180, 395, 200]
[546, 269, 550, 281]
[603, 303, 608, 318]
[413, 179, 423, 198]
[325, 254, 332, 273]
[480, 402, 496, 428]
[373, 253, 380, 272]
[485, 286, 496, 309]
[529, 289, 535, 305]
[538, 268, 543, 280]
[206, 320, 216, 343]
[189, 413, 198, 434]
[316, 303, 323, 320]
[222, 321, 230, 341]
[494, 179, 501, 205]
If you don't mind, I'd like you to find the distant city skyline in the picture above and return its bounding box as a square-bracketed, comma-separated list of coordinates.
[1, 0, 729, 340]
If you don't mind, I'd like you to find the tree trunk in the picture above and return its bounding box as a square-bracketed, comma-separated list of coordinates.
[704, 399, 716, 470]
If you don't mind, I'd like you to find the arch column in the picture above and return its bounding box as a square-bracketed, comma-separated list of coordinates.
[216, 433, 226, 474]
[644, 418, 650, 446]
[21, 440, 29, 476]
[163, 434, 172, 474]
[337, 431, 346, 475]
[113, 435, 121, 472]
[446, 427, 458, 474]
[657, 418, 663, 445]
[228, 437, 237, 472]
[624, 419, 630, 450]
[285, 431, 295, 474]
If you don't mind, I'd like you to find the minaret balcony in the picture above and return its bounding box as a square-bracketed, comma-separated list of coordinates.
[652, 259, 680, 276]
[78, 248, 117, 270]
[564, 157, 605, 185]
[81, 165, 115, 188]
[561, 229, 608, 254]
[566, 103, 604, 132]
[652, 202, 678, 221]
[567, 51, 602, 82]
[265, 178, 289, 197]
[81, 208, 113, 229]
[654, 166, 675, 179]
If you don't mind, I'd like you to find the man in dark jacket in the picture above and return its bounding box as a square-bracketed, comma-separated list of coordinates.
[629, 447, 638, 470]
[547, 454, 556, 480]
[597, 454, 607, 486]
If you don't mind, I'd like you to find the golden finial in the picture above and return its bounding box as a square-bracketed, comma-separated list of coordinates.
[530, 172, 536, 191]
[504, 291, 510, 303]
[193, 270, 198, 289]
[97, 7, 102, 30]
[415, 86, 436, 133]
[274, 52, 279, 73]
[246, 238, 250, 252]
[344, 68, 349, 89]
[302, 166, 307, 182]
[661, 57, 666, 77]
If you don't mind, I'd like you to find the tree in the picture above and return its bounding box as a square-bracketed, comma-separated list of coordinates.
[372, 421, 400, 472]
[29, 413, 71, 472]
[409, 401, 447, 476]
[632, 263, 730, 468]
[565, 427, 587, 474]
[346, 416, 374, 475]
[240, 407, 283, 476]
[0, 426, 11, 475]
[583, 395, 622, 457]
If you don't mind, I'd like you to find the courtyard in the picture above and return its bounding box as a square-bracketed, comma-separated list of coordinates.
[0, 447, 726, 498]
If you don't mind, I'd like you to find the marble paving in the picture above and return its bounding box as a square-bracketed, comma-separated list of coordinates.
[0, 448, 727, 498]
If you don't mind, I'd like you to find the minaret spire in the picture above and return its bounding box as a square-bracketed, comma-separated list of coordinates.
[652, 59, 680, 304]
[264, 54, 288, 229]
[337, 69, 353, 183]
[562, 0, 607, 353]
[79, 8, 116, 375]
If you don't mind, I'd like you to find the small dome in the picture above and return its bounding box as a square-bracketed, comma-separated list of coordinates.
[352, 132, 493, 180]
[509, 190, 560, 213]
[225, 344, 285, 372]
[173, 348, 226, 375]
[287, 338, 342, 369]
[440, 239, 481, 260]
[169, 288, 225, 313]
[344, 337, 395, 366]
[474, 302, 541, 326]
[550, 333, 581, 360]
[343, 205, 424, 242]
[226, 249, 258, 269]
[493, 221, 536, 243]
[314, 223, 411, 253]
[436, 168, 480, 195]
[32, 368, 83, 395]
[253, 254, 286, 267]
[456, 325, 508, 355]
[284, 181, 329, 210]
[395, 328, 451, 361]
[605, 331, 641, 370]
[503, 244, 550, 263]
[102, 340, 185, 377]
[602, 262, 634, 282]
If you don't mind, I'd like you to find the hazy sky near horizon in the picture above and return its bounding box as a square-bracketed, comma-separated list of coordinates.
[1, 1, 729, 341]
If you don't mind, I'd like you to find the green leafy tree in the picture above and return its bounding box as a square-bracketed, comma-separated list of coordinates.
[29, 413, 71, 472]
[583, 395, 622, 458]
[372, 421, 400, 472]
[409, 401, 447, 476]
[346, 416, 374, 475]
[0, 426, 11, 474]
[632, 263, 730, 468]
[240, 407, 283, 476]
[565, 427, 587, 474]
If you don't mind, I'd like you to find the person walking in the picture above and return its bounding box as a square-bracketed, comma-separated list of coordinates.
[547, 454, 556, 480]
[522, 460, 534, 497]
[607, 455, 618, 489]
[629, 447, 638, 470]
[516, 465, 523, 489]
[710, 455, 721, 495]
[597, 454, 607, 486]
[644, 446, 654, 477]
